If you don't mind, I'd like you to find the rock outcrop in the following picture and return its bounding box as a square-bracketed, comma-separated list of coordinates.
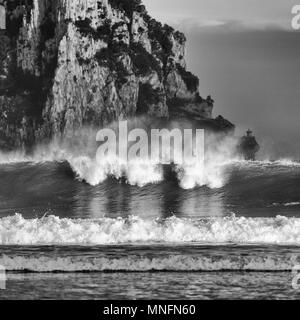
[0, 0, 234, 149]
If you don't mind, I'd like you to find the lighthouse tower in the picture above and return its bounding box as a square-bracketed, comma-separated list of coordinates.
[238, 130, 260, 161]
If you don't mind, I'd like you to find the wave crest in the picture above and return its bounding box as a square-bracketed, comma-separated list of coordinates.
[1, 214, 300, 245]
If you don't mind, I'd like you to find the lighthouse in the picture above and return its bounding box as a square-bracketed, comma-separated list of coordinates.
[238, 129, 260, 161]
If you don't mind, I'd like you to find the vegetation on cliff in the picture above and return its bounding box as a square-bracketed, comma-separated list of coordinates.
[136, 83, 162, 115]
[176, 64, 199, 92]
[108, 0, 145, 16]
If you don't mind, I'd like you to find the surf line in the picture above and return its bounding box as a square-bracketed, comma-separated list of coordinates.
[103, 304, 138, 318]
[96, 120, 205, 165]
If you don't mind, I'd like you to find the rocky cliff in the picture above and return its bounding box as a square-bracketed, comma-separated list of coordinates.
[0, 0, 234, 149]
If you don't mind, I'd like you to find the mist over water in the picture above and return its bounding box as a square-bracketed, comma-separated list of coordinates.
[0, 120, 241, 189]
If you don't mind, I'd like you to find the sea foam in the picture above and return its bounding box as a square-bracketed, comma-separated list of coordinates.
[0, 254, 297, 272]
[1, 214, 300, 245]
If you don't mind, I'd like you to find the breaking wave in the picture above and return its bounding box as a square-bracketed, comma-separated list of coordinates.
[68, 156, 164, 187]
[0, 254, 297, 272]
[1, 129, 300, 189]
[1, 214, 300, 245]
[0, 137, 235, 189]
[67, 155, 232, 189]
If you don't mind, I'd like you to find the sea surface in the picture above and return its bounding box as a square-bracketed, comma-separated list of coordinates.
[0, 146, 300, 299]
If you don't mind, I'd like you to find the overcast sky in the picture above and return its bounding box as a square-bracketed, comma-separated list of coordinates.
[143, 0, 300, 159]
[143, 0, 296, 29]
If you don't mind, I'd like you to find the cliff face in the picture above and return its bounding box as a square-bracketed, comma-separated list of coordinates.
[0, 0, 233, 149]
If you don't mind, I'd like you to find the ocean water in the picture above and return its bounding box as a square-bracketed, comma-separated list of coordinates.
[0, 146, 300, 299]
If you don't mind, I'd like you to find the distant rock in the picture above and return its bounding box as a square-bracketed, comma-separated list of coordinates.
[0, 0, 234, 149]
